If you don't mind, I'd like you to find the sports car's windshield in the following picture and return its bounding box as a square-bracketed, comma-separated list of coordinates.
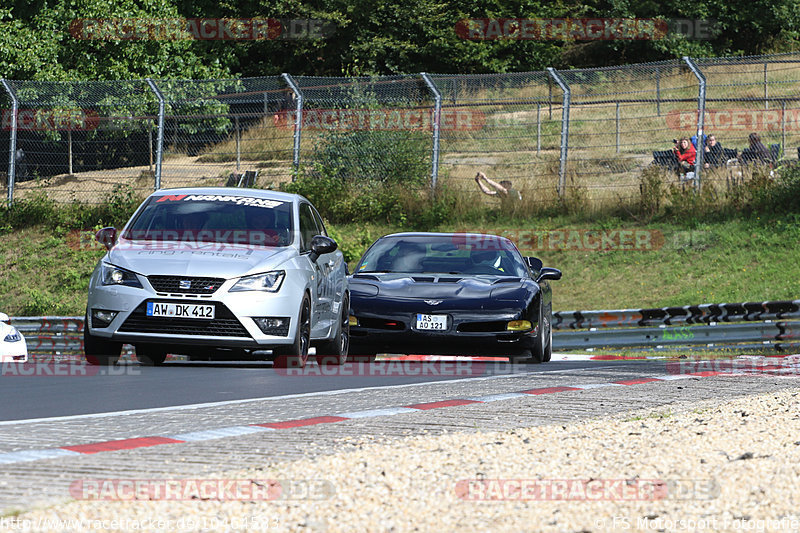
[122, 194, 294, 247]
[357, 235, 528, 277]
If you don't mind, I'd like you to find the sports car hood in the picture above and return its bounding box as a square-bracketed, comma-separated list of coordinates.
[105, 240, 297, 278]
[350, 273, 535, 301]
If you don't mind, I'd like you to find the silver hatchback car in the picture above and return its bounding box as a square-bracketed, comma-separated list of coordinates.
[85, 187, 349, 368]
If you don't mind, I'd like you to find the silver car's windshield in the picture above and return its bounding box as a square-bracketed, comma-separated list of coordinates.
[356, 235, 528, 277]
[122, 195, 294, 247]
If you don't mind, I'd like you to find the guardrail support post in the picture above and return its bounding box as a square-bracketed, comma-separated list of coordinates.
[421, 73, 442, 191]
[683, 57, 706, 190]
[282, 73, 303, 179]
[1, 79, 19, 206]
[547, 68, 570, 199]
[146, 78, 165, 190]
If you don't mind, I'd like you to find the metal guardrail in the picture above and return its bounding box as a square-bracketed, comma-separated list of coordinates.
[554, 321, 800, 352]
[553, 300, 800, 329]
[9, 300, 800, 356]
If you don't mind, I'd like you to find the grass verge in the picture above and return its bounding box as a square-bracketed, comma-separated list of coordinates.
[1, 214, 797, 316]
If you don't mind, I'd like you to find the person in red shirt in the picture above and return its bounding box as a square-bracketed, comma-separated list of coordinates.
[673, 137, 696, 174]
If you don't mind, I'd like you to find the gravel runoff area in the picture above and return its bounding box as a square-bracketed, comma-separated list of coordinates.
[5, 387, 800, 533]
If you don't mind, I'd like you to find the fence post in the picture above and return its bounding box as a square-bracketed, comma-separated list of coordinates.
[683, 57, 706, 190]
[536, 103, 541, 154]
[655, 67, 661, 116]
[615, 102, 620, 153]
[235, 115, 241, 172]
[781, 100, 786, 151]
[148, 119, 154, 172]
[281, 73, 303, 179]
[1, 79, 18, 206]
[421, 73, 441, 191]
[764, 62, 768, 110]
[547, 68, 570, 199]
[145, 78, 165, 190]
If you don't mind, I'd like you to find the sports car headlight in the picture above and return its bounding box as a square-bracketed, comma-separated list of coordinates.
[507, 320, 533, 332]
[100, 263, 142, 288]
[4, 329, 22, 342]
[230, 271, 285, 293]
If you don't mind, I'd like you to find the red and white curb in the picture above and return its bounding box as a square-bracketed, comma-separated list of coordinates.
[0, 370, 757, 466]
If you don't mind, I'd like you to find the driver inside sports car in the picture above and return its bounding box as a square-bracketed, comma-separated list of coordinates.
[468, 249, 505, 274]
[389, 241, 426, 272]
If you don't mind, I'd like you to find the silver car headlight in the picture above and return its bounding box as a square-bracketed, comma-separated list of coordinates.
[4, 328, 22, 343]
[230, 271, 285, 293]
[100, 263, 143, 288]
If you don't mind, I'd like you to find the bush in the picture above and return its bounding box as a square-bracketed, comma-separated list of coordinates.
[638, 166, 666, 219]
[284, 172, 457, 228]
[310, 129, 430, 187]
[0, 184, 143, 232]
[761, 164, 800, 212]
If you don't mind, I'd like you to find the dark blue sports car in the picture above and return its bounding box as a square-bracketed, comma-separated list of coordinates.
[348, 232, 561, 363]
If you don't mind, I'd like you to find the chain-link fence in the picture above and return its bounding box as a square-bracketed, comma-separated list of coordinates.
[3, 51, 800, 207]
[293, 74, 435, 189]
[429, 71, 562, 208]
[3, 79, 158, 204]
[559, 60, 695, 204]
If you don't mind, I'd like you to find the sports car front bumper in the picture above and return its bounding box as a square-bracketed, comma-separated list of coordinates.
[349, 309, 538, 356]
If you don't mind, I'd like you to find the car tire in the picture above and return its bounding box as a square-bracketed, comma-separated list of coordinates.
[542, 313, 553, 363]
[273, 294, 311, 369]
[315, 293, 349, 366]
[83, 314, 122, 366]
[135, 344, 168, 366]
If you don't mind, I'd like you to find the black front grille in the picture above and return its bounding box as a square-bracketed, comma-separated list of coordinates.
[359, 317, 406, 330]
[147, 276, 225, 295]
[457, 321, 508, 333]
[119, 302, 250, 337]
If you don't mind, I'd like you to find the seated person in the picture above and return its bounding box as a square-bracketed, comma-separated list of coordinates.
[245, 208, 287, 246]
[673, 137, 696, 175]
[391, 241, 426, 272]
[690, 134, 707, 150]
[740, 132, 773, 165]
[468, 250, 504, 274]
[703, 134, 726, 168]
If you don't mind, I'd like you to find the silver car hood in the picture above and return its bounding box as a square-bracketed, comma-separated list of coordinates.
[105, 240, 297, 279]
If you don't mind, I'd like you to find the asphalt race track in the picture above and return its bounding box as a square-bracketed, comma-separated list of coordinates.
[1, 354, 635, 422]
[2, 352, 798, 514]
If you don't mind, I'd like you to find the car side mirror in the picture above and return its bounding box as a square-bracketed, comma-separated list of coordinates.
[309, 235, 338, 262]
[95, 227, 118, 251]
[536, 267, 562, 283]
[0, 312, 10, 324]
[526, 256, 543, 275]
